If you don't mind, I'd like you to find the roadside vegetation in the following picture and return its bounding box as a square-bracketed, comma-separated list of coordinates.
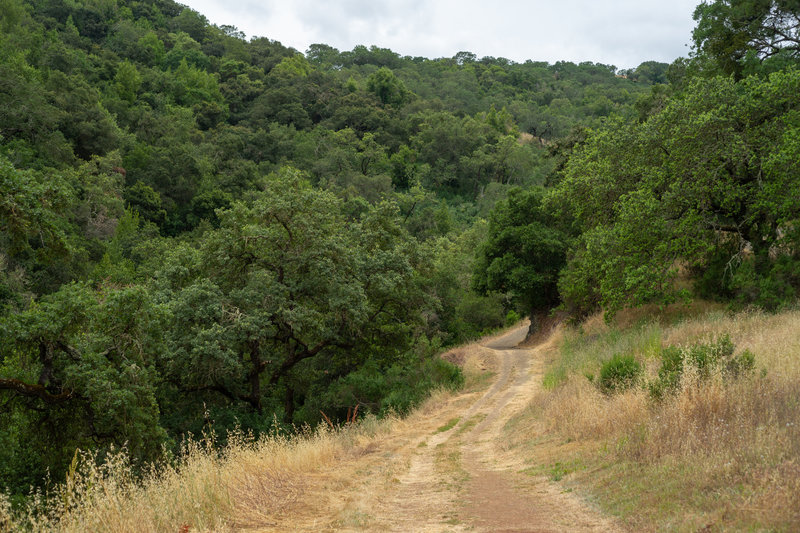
[0, 339, 497, 532]
[507, 307, 800, 530]
[0, 416, 393, 532]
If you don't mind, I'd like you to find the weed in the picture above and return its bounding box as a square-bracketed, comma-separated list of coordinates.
[436, 418, 460, 433]
[598, 353, 642, 394]
[548, 462, 569, 481]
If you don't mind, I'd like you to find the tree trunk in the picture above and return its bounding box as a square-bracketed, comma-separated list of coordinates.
[38, 342, 54, 386]
[248, 342, 263, 413]
[747, 224, 772, 277]
[526, 313, 539, 340]
[283, 385, 295, 423]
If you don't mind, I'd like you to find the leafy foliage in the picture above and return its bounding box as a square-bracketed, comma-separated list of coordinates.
[648, 335, 756, 399]
[597, 354, 642, 394]
[550, 69, 800, 317]
[692, 0, 800, 77]
[473, 187, 567, 321]
[9, 0, 790, 501]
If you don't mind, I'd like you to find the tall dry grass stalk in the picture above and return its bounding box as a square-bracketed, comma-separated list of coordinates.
[624, 370, 800, 520]
[1, 417, 395, 533]
[531, 308, 800, 529]
[533, 378, 649, 441]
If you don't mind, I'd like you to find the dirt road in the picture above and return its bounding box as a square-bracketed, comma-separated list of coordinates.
[347, 323, 620, 532]
[270, 322, 619, 531]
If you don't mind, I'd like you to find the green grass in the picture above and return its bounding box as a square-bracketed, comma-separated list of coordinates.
[455, 414, 485, 436]
[435, 417, 460, 433]
[543, 323, 663, 389]
[521, 459, 585, 481]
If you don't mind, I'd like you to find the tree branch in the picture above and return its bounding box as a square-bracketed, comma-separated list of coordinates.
[0, 378, 74, 403]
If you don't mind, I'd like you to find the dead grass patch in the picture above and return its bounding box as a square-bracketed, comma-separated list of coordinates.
[534, 378, 649, 442]
[2, 418, 400, 533]
[513, 307, 800, 531]
[441, 338, 499, 394]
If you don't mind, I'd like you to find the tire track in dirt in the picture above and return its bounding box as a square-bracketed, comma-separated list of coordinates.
[368, 327, 529, 532]
[363, 323, 619, 532]
[457, 333, 619, 532]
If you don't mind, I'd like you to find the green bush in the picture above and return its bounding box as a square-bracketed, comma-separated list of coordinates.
[648, 345, 684, 400]
[648, 334, 756, 400]
[691, 240, 738, 300]
[598, 353, 642, 394]
[726, 348, 756, 377]
[505, 309, 522, 326]
[730, 255, 800, 311]
[648, 345, 682, 400]
[450, 292, 506, 342]
[424, 356, 465, 391]
[686, 333, 734, 378]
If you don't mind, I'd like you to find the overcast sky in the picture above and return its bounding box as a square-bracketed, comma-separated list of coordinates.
[180, 0, 701, 69]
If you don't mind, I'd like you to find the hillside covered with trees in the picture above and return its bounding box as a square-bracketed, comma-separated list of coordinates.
[0, 0, 657, 494]
[2, 0, 799, 507]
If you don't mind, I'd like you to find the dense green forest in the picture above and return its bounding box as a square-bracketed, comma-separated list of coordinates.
[1, 0, 799, 499]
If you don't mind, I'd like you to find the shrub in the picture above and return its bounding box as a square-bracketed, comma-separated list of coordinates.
[725, 348, 755, 377]
[598, 353, 642, 394]
[425, 357, 464, 391]
[730, 254, 800, 311]
[648, 345, 683, 400]
[450, 292, 506, 342]
[686, 333, 734, 378]
[505, 309, 522, 326]
[648, 334, 756, 400]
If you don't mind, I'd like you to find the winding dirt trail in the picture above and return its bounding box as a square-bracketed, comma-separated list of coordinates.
[270, 322, 619, 532]
[355, 323, 620, 532]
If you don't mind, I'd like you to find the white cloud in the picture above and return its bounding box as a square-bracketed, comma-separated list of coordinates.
[181, 0, 699, 68]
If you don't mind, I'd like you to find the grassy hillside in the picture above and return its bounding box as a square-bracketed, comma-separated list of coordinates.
[505, 306, 800, 531]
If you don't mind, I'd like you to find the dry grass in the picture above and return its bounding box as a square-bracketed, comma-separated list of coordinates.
[0, 333, 498, 533]
[518, 308, 800, 531]
[442, 338, 499, 391]
[534, 379, 649, 442]
[0, 418, 397, 533]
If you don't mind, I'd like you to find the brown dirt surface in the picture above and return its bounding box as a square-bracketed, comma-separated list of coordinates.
[255, 322, 621, 532]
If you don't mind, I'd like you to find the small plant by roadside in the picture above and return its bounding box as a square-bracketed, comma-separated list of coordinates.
[648, 334, 756, 400]
[597, 353, 642, 394]
[505, 310, 522, 326]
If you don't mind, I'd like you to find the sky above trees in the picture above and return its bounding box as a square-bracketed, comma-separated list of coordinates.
[181, 0, 700, 67]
